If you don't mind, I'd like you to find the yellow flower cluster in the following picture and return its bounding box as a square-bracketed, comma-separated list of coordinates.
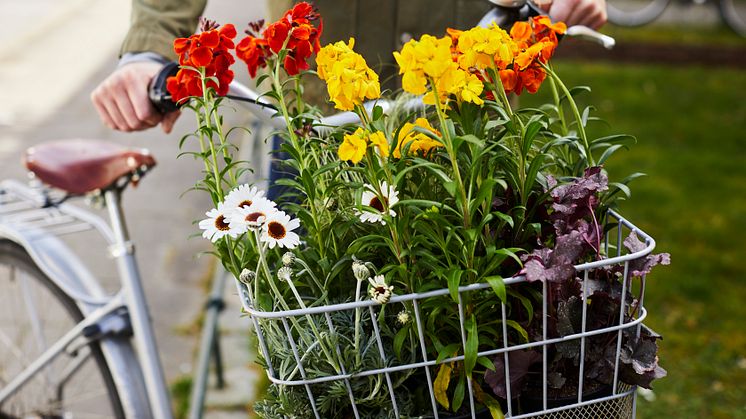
[393, 118, 442, 159]
[338, 128, 389, 164]
[393, 35, 484, 107]
[456, 24, 516, 71]
[316, 38, 381, 111]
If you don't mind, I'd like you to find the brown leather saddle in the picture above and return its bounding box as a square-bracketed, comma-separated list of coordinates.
[23, 139, 157, 195]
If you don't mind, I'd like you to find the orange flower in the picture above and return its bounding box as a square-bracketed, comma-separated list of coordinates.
[510, 22, 532, 43]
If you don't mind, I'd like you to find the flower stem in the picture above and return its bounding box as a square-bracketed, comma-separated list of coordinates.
[429, 78, 471, 229]
[542, 63, 596, 167]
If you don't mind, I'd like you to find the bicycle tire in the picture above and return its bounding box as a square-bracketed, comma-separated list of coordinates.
[606, 0, 671, 26]
[0, 240, 124, 419]
[719, 0, 746, 36]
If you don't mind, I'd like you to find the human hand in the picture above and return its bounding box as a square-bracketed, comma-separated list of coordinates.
[539, 0, 608, 29]
[91, 61, 181, 134]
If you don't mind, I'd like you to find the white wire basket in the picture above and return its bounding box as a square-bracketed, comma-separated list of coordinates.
[237, 210, 658, 418]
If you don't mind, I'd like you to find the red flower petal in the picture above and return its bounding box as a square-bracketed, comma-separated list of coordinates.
[190, 46, 212, 67]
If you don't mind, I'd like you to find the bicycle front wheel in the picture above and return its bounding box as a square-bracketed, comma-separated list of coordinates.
[0, 240, 124, 418]
[719, 0, 746, 35]
[606, 0, 671, 26]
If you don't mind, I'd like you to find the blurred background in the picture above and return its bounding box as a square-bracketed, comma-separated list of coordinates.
[0, 0, 744, 417]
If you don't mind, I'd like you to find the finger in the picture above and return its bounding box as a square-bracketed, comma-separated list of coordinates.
[123, 69, 162, 127]
[110, 81, 149, 131]
[94, 85, 131, 131]
[548, 0, 576, 23]
[566, 0, 593, 27]
[577, 0, 607, 28]
[161, 111, 181, 134]
[90, 88, 117, 130]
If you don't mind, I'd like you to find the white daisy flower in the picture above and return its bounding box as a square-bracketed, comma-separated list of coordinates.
[223, 184, 268, 210]
[397, 310, 411, 325]
[368, 275, 394, 304]
[260, 211, 301, 249]
[356, 181, 399, 225]
[228, 197, 277, 232]
[198, 202, 242, 242]
[282, 252, 296, 266]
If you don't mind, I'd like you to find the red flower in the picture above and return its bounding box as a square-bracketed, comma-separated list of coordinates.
[167, 23, 237, 103]
[236, 35, 269, 77]
[236, 2, 323, 78]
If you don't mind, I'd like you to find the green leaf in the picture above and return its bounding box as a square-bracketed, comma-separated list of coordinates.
[464, 315, 479, 377]
[434, 363, 453, 409]
[485, 275, 506, 303]
[436, 343, 461, 364]
[393, 326, 409, 360]
[598, 144, 627, 165]
[506, 320, 529, 343]
[444, 180, 458, 198]
[477, 356, 496, 371]
[453, 373, 466, 413]
[372, 105, 383, 121]
[446, 268, 463, 302]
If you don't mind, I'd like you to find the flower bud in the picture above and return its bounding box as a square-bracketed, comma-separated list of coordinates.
[277, 266, 293, 282]
[239, 269, 255, 285]
[352, 260, 370, 282]
[282, 252, 296, 266]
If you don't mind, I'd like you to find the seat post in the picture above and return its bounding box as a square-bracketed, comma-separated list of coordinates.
[104, 189, 174, 419]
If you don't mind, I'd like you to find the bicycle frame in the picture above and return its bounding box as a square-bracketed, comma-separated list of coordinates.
[0, 179, 172, 419]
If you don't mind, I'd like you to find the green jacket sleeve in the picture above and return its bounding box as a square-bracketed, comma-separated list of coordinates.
[120, 0, 208, 60]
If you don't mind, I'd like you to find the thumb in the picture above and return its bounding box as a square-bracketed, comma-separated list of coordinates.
[161, 111, 181, 134]
[547, 0, 575, 23]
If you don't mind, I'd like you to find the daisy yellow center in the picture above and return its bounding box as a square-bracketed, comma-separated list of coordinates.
[369, 196, 386, 212]
[267, 221, 287, 239]
[215, 215, 230, 231]
[239, 199, 253, 208]
[246, 212, 265, 223]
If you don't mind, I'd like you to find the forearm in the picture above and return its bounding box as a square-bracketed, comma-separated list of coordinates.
[120, 0, 208, 60]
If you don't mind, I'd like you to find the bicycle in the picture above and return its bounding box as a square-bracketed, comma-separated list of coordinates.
[606, 0, 746, 36]
[0, 2, 614, 417]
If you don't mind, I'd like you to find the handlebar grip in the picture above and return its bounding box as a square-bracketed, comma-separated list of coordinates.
[148, 61, 180, 114]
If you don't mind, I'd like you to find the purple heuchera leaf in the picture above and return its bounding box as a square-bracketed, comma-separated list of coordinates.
[618, 334, 668, 389]
[522, 228, 589, 282]
[623, 232, 671, 277]
[548, 167, 608, 233]
[485, 350, 542, 399]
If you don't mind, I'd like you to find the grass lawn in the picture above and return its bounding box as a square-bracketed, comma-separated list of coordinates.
[522, 55, 746, 418]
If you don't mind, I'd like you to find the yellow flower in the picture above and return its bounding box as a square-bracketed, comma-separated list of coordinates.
[394, 118, 442, 159]
[424, 67, 484, 107]
[456, 24, 516, 71]
[317, 38, 381, 111]
[338, 128, 389, 163]
[338, 128, 369, 164]
[394, 35, 454, 96]
[368, 131, 390, 158]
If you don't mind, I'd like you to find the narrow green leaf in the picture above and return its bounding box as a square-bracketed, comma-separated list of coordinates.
[436, 343, 461, 364]
[393, 326, 409, 360]
[446, 268, 463, 302]
[485, 275, 506, 303]
[464, 315, 479, 377]
[452, 373, 466, 413]
[477, 356, 496, 371]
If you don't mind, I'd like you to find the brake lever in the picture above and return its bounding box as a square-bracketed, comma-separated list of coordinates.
[565, 25, 616, 49]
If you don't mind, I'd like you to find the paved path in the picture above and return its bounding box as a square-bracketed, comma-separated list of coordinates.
[1, 0, 267, 416]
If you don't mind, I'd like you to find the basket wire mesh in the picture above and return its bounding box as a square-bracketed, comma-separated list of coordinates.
[236, 210, 655, 418]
